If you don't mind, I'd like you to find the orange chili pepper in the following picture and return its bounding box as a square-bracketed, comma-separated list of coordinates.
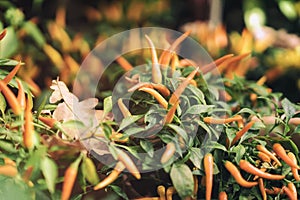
[166, 187, 176, 200]
[287, 182, 297, 200]
[231, 121, 255, 146]
[204, 153, 213, 200]
[258, 178, 267, 200]
[161, 142, 176, 164]
[151, 83, 170, 97]
[218, 191, 228, 200]
[256, 145, 281, 166]
[116, 149, 140, 179]
[265, 187, 283, 195]
[61, 156, 82, 200]
[3, 62, 22, 85]
[4, 157, 16, 166]
[0, 29, 6, 40]
[0, 80, 22, 115]
[203, 115, 243, 124]
[139, 87, 168, 109]
[193, 175, 198, 199]
[39, 116, 58, 129]
[24, 98, 34, 149]
[159, 31, 191, 67]
[201, 54, 234, 74]
[116, 56, 133, 71]
[145, 35, 161, 84]
[157, 185, 166, 200]
[239, 160, 285, 180]
[0, 165, 18, 177]
[253, 168, 267, 180]
[169, 67, 199, 105]
[163, 100, 179, 124]
[257, 152, 271, 163]
[170, 53, 179, 76]
[94, 161, 125, 190]
[224, 161, 258, 188]
[16, 79, 26, 110]
[287, 152, 300, 181]
[117, 98, 132, 118]
[283, 184, 297, 200]
[273, 143, 300, 169]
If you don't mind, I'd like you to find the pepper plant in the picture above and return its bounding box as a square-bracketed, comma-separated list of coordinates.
[0, 29, 299, 200]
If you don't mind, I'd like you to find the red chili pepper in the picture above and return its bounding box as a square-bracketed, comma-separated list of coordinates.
[139, 87, 168, 109]
[16, 79, 26, 110]
[256, 145, 281, 166]
[159, 31, 191, 67]
[24, 98, 34, 149]
[265, 187, 283, 195]
[61, 156, 82, 200]
[163, 100, 179, 124]
[0, 80, 22, 115]
[204, 153, 213, 200]
[116, 149, 140, 179]
[117, 98, 132, 118]
[257, 152, 271, 163]
[239, 160, 285, 180]
[94, 161, 125, 190]
[203, 115, 242, 124]
[258, 178, 267, 200]
[157, 185, 166, 200]
[38, 116, 57, 128]
[116, 56, 133, 71]
[218, 191, 228, 200]
[231, 121, 255, 146]
[201, 54, 234, 74]
[224, 161, 258, 188]
[169, 66, 199, 105]
[273, 143, 300, 169]
[3, 62, 22, 85]
[161, 142, 176, 164]
[287, 152, 300, 181]
[145, 35, 161, 84]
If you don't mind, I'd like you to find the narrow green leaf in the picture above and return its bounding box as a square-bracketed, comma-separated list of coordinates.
[140, 140, 154, 157]
[22, 21, 46, 48]
[281, 98, 296, 119]
[189, 147, 203, 169]
[103, 96, 112, 115]
[40, 157, 58, 194]
[0, 93, 6, 115]
[81, 157, 99, 185]
[170, 163, 194, 198]
[118, 115, 143, 131]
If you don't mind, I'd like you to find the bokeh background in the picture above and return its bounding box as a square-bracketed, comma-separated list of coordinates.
[1, 0, 300, 102]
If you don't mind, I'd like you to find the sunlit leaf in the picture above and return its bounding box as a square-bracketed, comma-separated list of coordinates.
[40, 157, 58, 194]
[170, 163, 194, 198]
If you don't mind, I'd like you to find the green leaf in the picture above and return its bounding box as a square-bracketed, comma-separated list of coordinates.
[140, 140, 154, 157]
[232, 145, 245, 163]
[236, 108, 257, 116]
[104, 96, 112, 115]
[0, 58, 21, 66]
[0, 26, 18, 58]
[167, 124, 188, 143]
[184, 105, 214, 115]
[170, 163, 194, 198]
[81, 157, 99, 185]
[206, 141, 227, 151]
[109, 185, 129, 200]
[0, 93, 6, 115]
[189, 147, 203, 169]
[22, 21, 46, 47]
[118, 115, 143, 131]
[40, 157, 58, 194]
[281, 98, 296, 119]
